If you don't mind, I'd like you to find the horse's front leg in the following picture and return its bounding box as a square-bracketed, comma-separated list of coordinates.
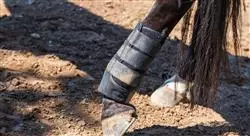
[98, 1, 194, 135]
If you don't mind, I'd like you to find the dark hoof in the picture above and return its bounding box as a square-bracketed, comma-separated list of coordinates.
[101, 98, 137, 136]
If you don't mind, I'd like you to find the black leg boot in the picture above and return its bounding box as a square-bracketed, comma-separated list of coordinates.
[99, 23, 165, 136]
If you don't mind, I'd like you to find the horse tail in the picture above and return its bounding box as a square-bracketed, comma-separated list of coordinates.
[180, 0, 245, 106]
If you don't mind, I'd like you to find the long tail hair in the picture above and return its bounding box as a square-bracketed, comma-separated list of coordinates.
[180, 0, 245, 106]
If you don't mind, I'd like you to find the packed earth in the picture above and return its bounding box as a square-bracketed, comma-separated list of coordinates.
[0, 0, 249, 136]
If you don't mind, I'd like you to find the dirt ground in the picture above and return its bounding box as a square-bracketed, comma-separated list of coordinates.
[0, 0, 249, 136]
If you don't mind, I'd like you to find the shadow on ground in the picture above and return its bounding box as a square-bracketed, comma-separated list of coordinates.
[126, 123, 242, 136]
[0, 0, 129, 135]
[0, 0, 249, 135]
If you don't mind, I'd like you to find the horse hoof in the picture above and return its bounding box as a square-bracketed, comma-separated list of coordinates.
[101, 98, 137, 136]
[150, 75, 192, 107]
[150, 85, 184, 107]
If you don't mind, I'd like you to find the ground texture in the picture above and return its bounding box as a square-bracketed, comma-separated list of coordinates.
[0, 0, 250, 136]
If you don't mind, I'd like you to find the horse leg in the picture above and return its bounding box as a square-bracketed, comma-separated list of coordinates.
[98, 0, 193, 135]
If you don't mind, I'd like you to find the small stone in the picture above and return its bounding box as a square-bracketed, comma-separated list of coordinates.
[66, 123, 71, 128]
[31, 63, 39, 68]
[11, 78, 20, 86]
[30, 33, 41, 39]
[78, 120, 86, 126]
[85, 75, 95, 81]
[48, 41, 55, 47]
[80, 99, 87, 105]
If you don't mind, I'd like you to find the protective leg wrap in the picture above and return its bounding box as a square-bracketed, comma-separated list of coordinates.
[98, 23, 165, 103]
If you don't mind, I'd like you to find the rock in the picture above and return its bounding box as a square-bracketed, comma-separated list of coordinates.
[66, 123, 72, 128]
[30, 33, 41, 39]
[85, 75, 95, 81]
[80, 99, 87, 105]
[78, 120, 86, 126]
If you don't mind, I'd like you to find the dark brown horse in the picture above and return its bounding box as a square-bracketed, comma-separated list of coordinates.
[99, 0, 245, 135]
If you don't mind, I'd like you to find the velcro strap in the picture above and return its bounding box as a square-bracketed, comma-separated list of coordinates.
[98, 71, 132, 102]
[116, 41, 153, 71]
[106, 57, 142, 87]
[114, 54, 145, 74]
[127, 27, 163, 56]
[135, 23, 165, 42]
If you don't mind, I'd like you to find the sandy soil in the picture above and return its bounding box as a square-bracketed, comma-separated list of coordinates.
[0, 0, 249, 136]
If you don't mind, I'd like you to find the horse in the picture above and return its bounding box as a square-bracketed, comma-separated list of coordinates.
[98, 0, 244, 135]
